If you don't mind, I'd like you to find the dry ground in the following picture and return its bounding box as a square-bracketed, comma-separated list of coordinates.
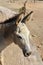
[0, 1, 43, 62]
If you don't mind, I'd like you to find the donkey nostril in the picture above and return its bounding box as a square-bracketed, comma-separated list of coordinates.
[27, 52, 31, 56]
[27, 53, 29, 56]
[25, 52, 31, 57]
[23, 49, 32, 57]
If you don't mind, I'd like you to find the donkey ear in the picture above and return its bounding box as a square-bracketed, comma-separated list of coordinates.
[21, 11, 33, 23]
[15, 12, 23, 25]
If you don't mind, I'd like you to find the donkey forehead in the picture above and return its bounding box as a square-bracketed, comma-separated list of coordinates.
[17, 22, 30, 36]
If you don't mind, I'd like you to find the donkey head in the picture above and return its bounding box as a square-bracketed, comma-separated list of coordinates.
[0, 7, 33, 57]
[15, 11, 33, 57]
[1, 11, 33, 57]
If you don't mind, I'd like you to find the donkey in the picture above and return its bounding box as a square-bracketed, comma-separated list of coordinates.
[15, 11, 33, 57]
[0, 7, 33, 57]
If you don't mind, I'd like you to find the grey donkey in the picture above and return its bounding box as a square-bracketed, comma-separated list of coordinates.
[0, 7, 33, 57]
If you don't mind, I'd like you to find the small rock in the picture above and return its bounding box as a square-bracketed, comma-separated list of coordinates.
[42, 58, 43, 61]
[37, 45, 41, 48]
[0, 61, 2, 65]
[32, 34, 37, 37]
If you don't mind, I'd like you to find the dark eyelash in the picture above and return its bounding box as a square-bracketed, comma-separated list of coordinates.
[17, 36, 22, 39]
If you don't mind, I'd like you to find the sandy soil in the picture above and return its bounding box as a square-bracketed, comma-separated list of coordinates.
[26, 2, 43, 60]
[0, 1, 43, 61]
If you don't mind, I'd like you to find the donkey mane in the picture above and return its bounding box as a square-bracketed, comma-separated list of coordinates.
[0, 12, 23, 24]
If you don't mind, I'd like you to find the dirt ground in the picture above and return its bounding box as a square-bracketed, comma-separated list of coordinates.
[0, 1, 43, 62]
[26, 2, 43, 60]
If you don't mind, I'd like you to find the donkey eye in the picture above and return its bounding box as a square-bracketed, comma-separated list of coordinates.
[17, 36, 22, 39]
